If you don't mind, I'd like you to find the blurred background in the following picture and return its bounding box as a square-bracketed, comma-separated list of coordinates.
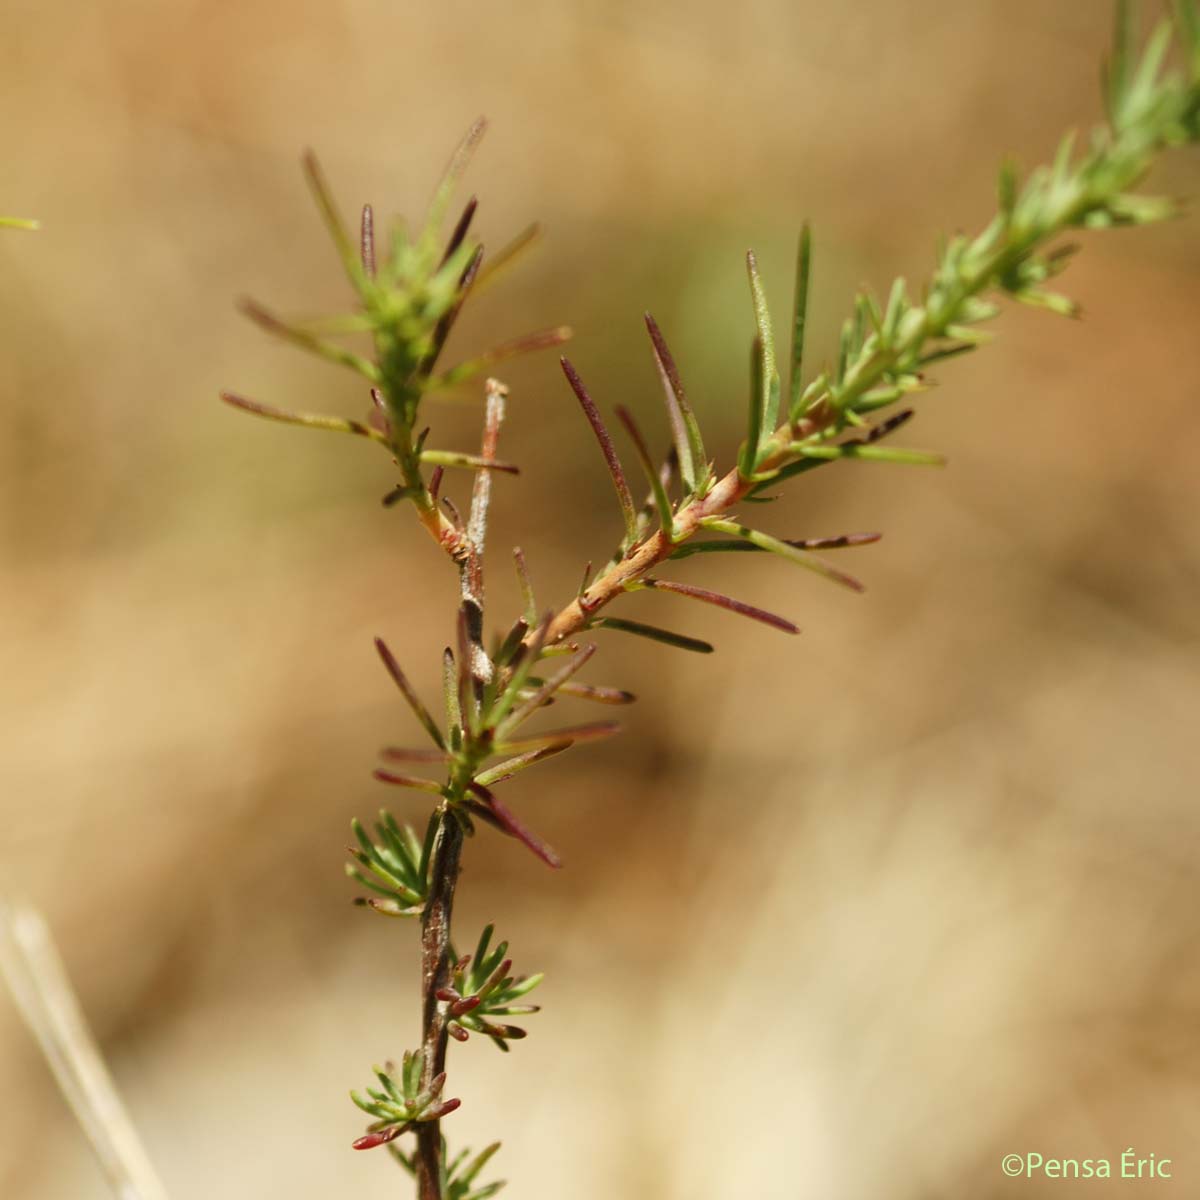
[2, 0, 1200, 1196]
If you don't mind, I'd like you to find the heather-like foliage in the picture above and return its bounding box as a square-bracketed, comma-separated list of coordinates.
[3, 6, 1195, 1200]
[219, 6, 1200, 1197]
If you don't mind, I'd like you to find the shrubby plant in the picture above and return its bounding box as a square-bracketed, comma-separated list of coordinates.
[220, 5, 1200, 1197]
[4, 4, 1199, 1199]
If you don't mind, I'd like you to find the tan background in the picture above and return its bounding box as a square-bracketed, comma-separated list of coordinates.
[2, 0, 1200, 1196]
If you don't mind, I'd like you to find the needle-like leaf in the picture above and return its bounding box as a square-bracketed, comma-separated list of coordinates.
[360, 204, 376, 278]
[474, 742, 573, 787]
[440, 196, 479, 268]
[435, 327, 572, 388]
[741, 250, 780, 474]
[371, 770, 446, 794]
[592, 616, 713, 654]
[542, 679, 636, 705]
[668, 531, 881, 559]
[788, 224, 813, 419]
[374, 638, 446, 750]
[466, 784, 562, 869]
[378, 747, 450, 765]
[494, 721, 620, 754]
[560, 360, 638, 543]
[302, 149, 361, 285]
[496, 645, 597, 738]
[426, 117, 487, 239]
[645, 314, 707, 495]
[237, 299, 380, 380]
[513, 549, 538, 626]
[475, 222, 541, 289]
[701, 519, 866, 593]
[488, 615, 552, 729]
[418, 450, 520, 474]
[613, 406, 674, 535]
[636, 579, 799, 635]
[219, 392, 387, 442]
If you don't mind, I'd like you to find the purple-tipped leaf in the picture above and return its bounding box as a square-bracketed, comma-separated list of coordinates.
[614, 405, 674, 533]
[641, 578, 799, 634]
[494, 720, 620, 754]
[497, 644, 597, 736]
[372, 770, 445, 794]
[441, 196, 479, 268]
[353, 1124, 410, 1151]
[645, 313, 706, 493]
[301, 149, 359, 281]
[237, 299, 379, 379]
[375, 637, 446, 749]
[475, 222, 541, 288]
[467, 783, 562, 869]
[552, 679, 636, 705]
[560, 359, 638, 543]
[379, 746, 451, 765]
[437, 327, 573, 387]
[220, 391, 386, 442]
[474, 741, 574, 788]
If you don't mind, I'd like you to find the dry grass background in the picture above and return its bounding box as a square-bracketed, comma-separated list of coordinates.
[2, 0, 1200, 1196]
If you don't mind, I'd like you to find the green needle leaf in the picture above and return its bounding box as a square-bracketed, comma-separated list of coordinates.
[496, 644, 597, 738]
[592, 616, 713, 654]
[220, 392, 387, 443]
[701, 518, 866, 593]
[788, 224, 813, 417]
[644, 313, 707, 495]
[425, 117, 488, 241]
[419, 450, 520, 474]
[744, 249, 780, 470]
[434, 326, 572, 388]
[474, 742, 573, 787]
[613, 405, 674, 535]
[237, 298, 380, 380]
[301, 149, 363, 287]
[512, 549, 538, 626]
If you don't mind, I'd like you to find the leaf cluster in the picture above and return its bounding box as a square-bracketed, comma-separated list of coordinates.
[391, 1138, 506, 1200]
[217, 6, 1200, 1196]
[350, 1049, 461, 1150]
[554, 0, 1200, 631]
[221, 119, 569, 539]
[346, 810, 436, 916]
[370, 616, 629, 869]
[437, 925, 542, 1050]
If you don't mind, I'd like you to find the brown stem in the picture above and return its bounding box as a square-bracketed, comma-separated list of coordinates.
[415, 810, 464, 1200]
[416, 378, 506, 1199]
[534, 399, 840, 647]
